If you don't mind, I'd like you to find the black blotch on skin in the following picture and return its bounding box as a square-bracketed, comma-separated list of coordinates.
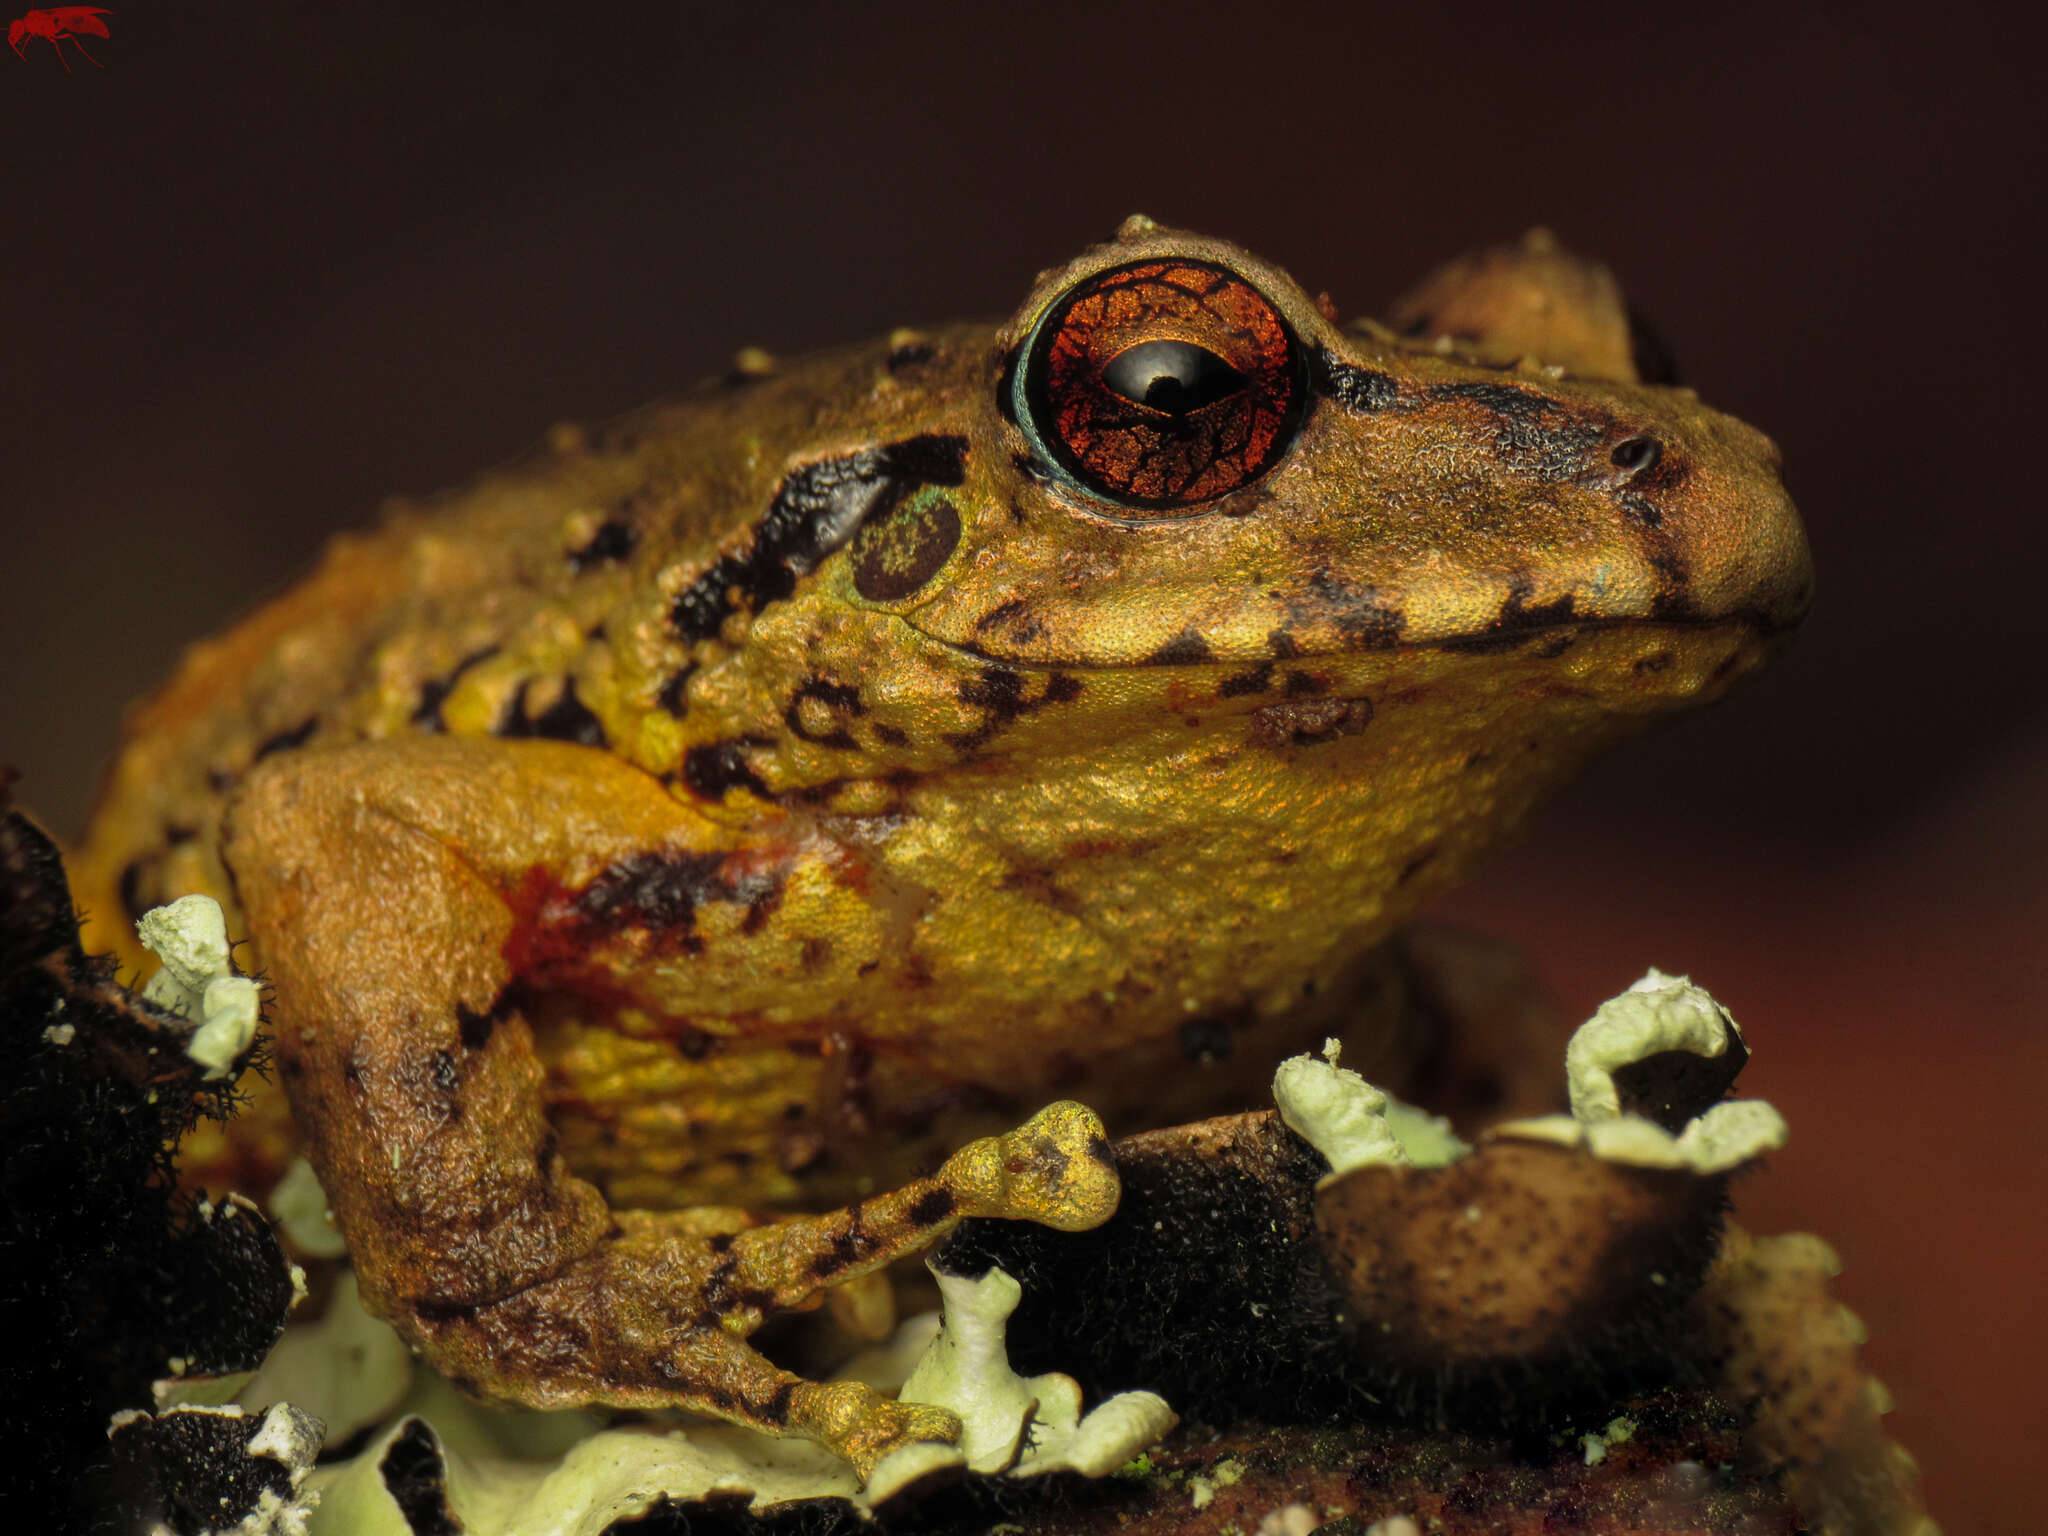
[1178, 1016, 1234, 1063]
[758, 1381, 795, 1425]
[909, 1188, 956, 1227]
[1635, 650, 1675, 674]
[1426, 381, 1606, 483]
[886, 340, 936, 371]
[784, 678, 865, 750]
[1650, 592, 1702, 625]
[654, 663, 697, 720]
[163, 821, 198, 846]
[1306, 572, 1403, 648]
[576, 849, 788, 951]
[575, 849, 729, 933]
[682, 739, 771, 800]
[499, 679, 607, 748]
[411, 646, 500, 730]
[812, 1232, 855, 1277]
[252, 717, 318, 762]
[945, 667, 1083, 750]
[1619, 490, 1665, 529]
[872, 721, 910, 748]
[974, 599, 1029, 634]
[430, 1049, 458, 1094]
[671, 433, 968, 642]
[568, 517, 638, 572]
[1218, 662, 1274, 698]
[1148, 629, 1213, 666]
[1283, 670, 1325, 697]
[1268, 628, 1301, 660]
[740, 884, 782, 935]
[1317, 351, 1402, 413]
[851, 493, 962, 603]
[1439, 575, 1577, 655]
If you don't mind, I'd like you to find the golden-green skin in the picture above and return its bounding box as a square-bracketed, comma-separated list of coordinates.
[73, 223, 1808, 1469]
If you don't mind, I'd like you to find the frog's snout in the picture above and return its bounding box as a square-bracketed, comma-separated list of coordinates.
[1646, 407, 1813, 636]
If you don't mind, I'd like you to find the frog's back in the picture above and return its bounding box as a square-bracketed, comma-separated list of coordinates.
[73, 326, 988, 964]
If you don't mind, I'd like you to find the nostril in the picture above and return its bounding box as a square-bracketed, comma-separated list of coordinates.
[1611, 436, 1661, 475]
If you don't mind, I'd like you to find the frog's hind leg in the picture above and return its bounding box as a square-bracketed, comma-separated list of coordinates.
[222, 736, 1117, 1478]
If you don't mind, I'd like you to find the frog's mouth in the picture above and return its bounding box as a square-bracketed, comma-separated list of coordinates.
[897, 607, 1791, 748]
[898, 580, 1805, 679]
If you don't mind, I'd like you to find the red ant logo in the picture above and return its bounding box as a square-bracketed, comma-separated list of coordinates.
[8, 7, 112, 72]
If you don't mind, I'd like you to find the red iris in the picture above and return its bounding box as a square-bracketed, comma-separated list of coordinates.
[1022, 259, 1306, 511]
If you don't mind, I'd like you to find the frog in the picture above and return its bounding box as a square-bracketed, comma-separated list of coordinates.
[69, 218, 1811, 1478]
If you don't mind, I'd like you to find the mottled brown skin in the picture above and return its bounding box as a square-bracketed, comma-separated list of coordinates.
[71, 220, 1810, 1474]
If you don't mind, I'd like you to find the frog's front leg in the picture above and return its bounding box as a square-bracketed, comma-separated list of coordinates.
[222, 737, 1118, 1478]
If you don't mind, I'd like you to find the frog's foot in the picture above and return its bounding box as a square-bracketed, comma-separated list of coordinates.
[943, 1100, 1121, 1231]
[655, 1327, 961, 1482]
[790, 1380, 963, 1482]
[706, 1101, 1120, 1313]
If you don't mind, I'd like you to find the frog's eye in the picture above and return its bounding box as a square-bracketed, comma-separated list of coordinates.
[1015, 259, 1307, 513]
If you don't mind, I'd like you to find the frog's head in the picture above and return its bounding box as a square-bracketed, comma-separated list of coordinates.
[868, 218, 1806, 672]
[691, 222, 1806, 933]
[738, 218, 1805, 757]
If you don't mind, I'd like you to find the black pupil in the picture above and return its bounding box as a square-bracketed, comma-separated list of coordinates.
[1100, 339, 1247, 416]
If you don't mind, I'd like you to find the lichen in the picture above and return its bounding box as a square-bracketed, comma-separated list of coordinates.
[291, 1258, 1173, 1531]
[136, 893, 261, 1080]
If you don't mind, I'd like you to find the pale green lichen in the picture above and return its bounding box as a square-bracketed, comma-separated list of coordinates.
[1272, 1039, 1469, 1183]
[1278, 973, 1788, 1183]
[1187, 1455, 1245, 1510]
[238, 1271, 416, 1447]
[881, 1261, 1176, 1492]
[1580, 1412, 1637, 1466]
[1565, 969, 1735, 1123]
[269, 1157, 349, 1260]
[1495, 970, 1788, 1173]
[292, 1259, 1174, 1532]
[136, 894, 260, 1079]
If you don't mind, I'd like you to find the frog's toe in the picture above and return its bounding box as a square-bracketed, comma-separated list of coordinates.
[798, 1380, 962, 1481]
[971, 1100, 1121, 1232]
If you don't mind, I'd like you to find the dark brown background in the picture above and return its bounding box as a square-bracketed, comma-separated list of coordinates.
[3, 3, 2041, 1528]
